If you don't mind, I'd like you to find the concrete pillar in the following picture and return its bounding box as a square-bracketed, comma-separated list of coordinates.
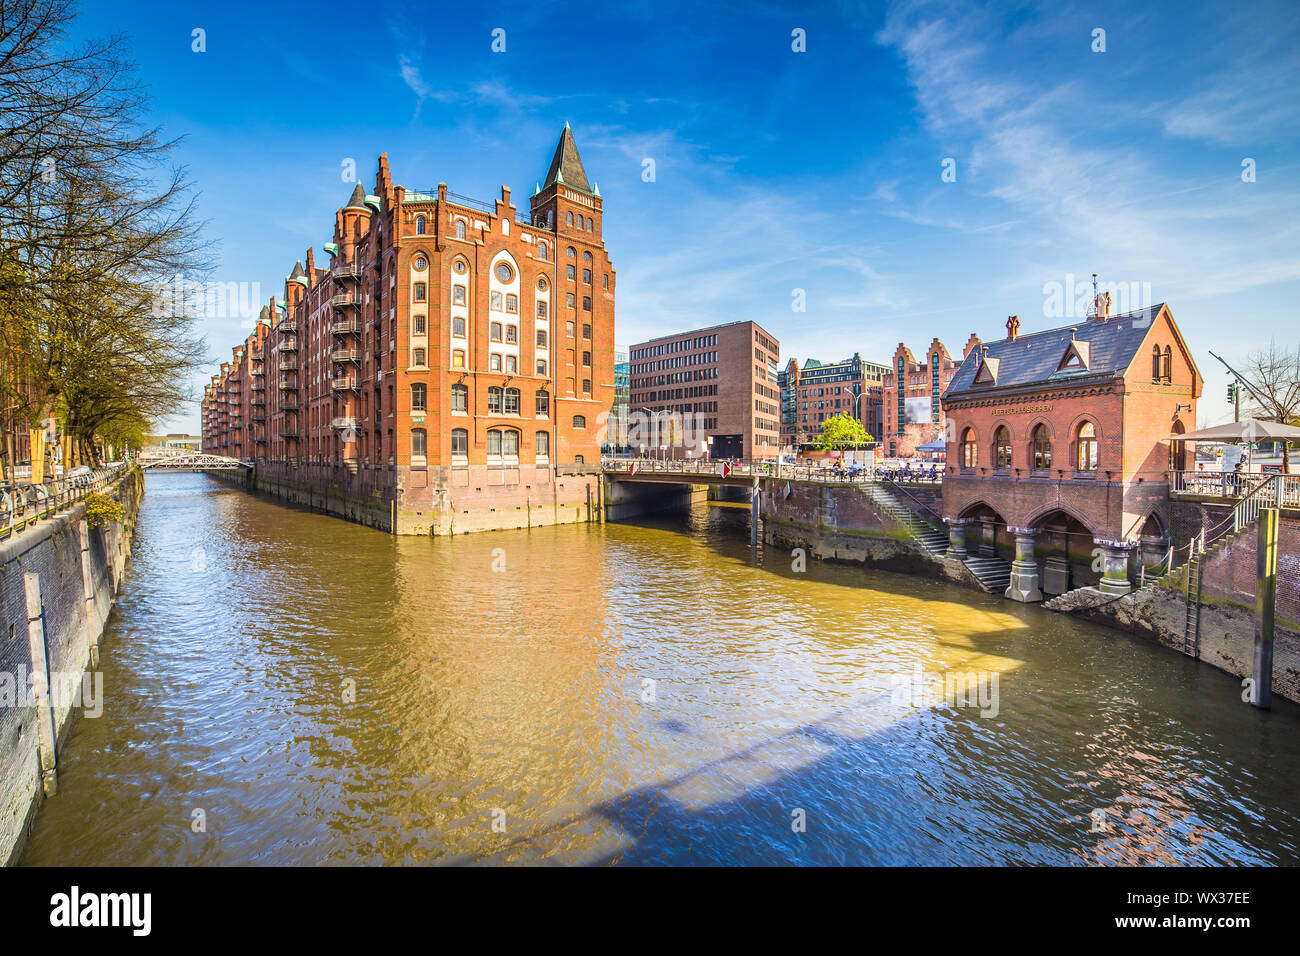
[1253, 508, 1278, 710]
[1096, 538, 1134, 596]
[946, 518, 968, 560]
[1139, 533, 1167, 570]
[23, 573, 58, 796]
[1005, 526, 1043, 602]
[751, 477, 760, 546]
[79, 519, 98, 669]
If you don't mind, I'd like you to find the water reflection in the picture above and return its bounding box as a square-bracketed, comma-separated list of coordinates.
[20, 473, 1300, 865]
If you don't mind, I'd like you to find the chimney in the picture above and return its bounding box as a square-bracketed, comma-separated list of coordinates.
[1006, 315, 1020, 341]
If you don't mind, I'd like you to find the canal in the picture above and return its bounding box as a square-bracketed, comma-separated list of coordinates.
[20, 472, 1300, 865]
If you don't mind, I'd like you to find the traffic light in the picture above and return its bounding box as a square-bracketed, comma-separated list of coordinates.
[1227, 382, 1236, 403]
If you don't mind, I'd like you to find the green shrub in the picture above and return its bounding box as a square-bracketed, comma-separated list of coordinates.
[84, 492, 124, 529]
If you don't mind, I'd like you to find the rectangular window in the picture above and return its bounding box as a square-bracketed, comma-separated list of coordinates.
[535, 391, 549, 416]
[582, 296, 591, 311]
[582, 378, 591, 394]
[502, 430, 518, 457]
[506, 355, 517, 373]
[487, 430, 501, 456]
[536, 300, 547, 318]
[582, 323, 591, 339]
[582, 351, 591, 366]
[413, 283, 426, 302]
[603, 274, 609, 289]
[566, 292, 575, 308]
[452, 429, 468, 456]
[453, 316, 466, 337]
[536, 431, 549, 457]
[490, 354, 502, 372]
[506, 325, 517, 344]
[566, 320, 575, 338]
[453, 285, 466, 305]
[412, 348, 425, 366]
[413, 315, 426, 334]
[451, 387, 467, 412]
[536, 329, 547, 347]
[490, 290, 503, 311]
[583, 269, 591, 284]
[453, 350, 465, 368]
[506, 293, 518, 313]
[536, 360, 547, 376]
[411, 429, 427, 457]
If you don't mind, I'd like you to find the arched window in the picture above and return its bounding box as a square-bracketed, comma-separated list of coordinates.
[587, 218, 594, 232]
[583, 251, 592, 263]
[1076, 421, 1098, 471]
[1162, 345, 1173, 382]
[566, 246, 576, 259]
[411, 428, 427, 457]
[504, 387, 520, 414]
[490, 322, 503, 341]
[488, 386, 503, 413]
[505, 355, 517, 374]
[415, 215, 426, 235]
[538, 241, 548, 260]
[535, 390, 550, 417]
[573, 414, 586, 429]
[1032, 423, 1052, 470]
[566, 211, 574, 226]
[411, 383, 427, 412]
[960, 427, 977, 469]
[455, 219, 466, 239]
[451, 428, 468, 457]
[451, 383, 467, 413]
[993, 426, 1012, 470]
[1152, 345, 1161, 380]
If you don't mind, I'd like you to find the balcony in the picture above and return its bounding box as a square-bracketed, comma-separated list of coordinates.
[331, 319, 362, 336]
[331, 417, 360, 430]
[251, 412, 266, 423]
[278, 378, 297, 391]
[331, 378, 361, 392]
[280, 336, 298, 351]
[278, 359, 298, 371]
[278, 317, 298, 333]
[251, 381, 266, 392]
[333, 261, 362, 279]
[251, 397, 266, 406]
[280, 398, 300, 410]
[331, 348, 361, 363]
[278, 428, 298, 438]
[331, 293, 362, 309]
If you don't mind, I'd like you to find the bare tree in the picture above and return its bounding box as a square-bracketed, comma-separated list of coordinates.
[1238, 340, 1300, 425]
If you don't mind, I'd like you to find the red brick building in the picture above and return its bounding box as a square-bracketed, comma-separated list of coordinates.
[202, 125, 615, 534]
[882, 335, 979, 458]
[628, 320, 780, 459]
[941, 302, 1202, 600]
[779, 353, 887, 449]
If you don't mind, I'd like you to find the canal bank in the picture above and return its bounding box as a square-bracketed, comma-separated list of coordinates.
[18, 471, 1300, 866]
[1, 466, 142, 865]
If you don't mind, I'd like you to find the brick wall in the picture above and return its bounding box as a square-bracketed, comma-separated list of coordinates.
[0, 468, 141, 864]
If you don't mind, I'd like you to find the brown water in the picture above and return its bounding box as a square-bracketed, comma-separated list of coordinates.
[20, 472, 1300, 865]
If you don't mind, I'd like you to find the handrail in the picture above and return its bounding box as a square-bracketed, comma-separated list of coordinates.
[0, 462, 131, 541]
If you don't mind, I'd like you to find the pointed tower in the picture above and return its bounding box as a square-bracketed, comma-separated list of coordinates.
[530, 123, 601, 237]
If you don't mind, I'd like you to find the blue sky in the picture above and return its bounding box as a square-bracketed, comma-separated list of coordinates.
[71, 0, 1300, 433]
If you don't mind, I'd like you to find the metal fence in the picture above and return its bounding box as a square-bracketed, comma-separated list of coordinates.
[1171, 470, 1300, 509]
[0, 462, 131, 541]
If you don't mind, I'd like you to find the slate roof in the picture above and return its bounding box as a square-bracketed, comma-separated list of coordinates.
[945, 304, 1165, 397]
[543, 124, 591, 193]
[344, 183, 367, 209]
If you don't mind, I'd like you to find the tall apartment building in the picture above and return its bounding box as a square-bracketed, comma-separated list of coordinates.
[881, 335, 980, 457]
[202, 125, 615, 534]
[780, 353, 887, 448]
[628, 321, 780, 459]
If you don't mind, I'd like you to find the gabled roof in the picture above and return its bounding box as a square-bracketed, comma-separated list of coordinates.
[946, 304, 1167, 397]
[543, 124, 591, 193]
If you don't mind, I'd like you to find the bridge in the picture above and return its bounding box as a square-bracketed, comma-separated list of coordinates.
[138, 453, 251, 471]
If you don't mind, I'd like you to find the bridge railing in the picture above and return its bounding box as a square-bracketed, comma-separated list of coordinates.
[0, 462, 131, 542]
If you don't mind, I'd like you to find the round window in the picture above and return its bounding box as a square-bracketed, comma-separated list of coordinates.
[413, 255, 427, 270]
[453, 259, 467, 274]
[537, 277, 547, 291]
[583, 251, 592, 263]
[495, 262, 513, 282]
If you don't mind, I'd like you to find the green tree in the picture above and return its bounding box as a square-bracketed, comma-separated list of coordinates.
[814, 413, 873, 452]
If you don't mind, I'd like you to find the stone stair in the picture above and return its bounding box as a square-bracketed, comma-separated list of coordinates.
[864, 483, 948, 557]
[963, 554, 1013, 593]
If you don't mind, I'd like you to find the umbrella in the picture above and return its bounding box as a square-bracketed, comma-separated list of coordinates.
[1173, 419, 1300, 442]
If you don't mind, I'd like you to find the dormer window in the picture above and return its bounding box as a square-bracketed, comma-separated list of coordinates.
[974, 356, 1000, 384]
[1058, 339, 1090, 371]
